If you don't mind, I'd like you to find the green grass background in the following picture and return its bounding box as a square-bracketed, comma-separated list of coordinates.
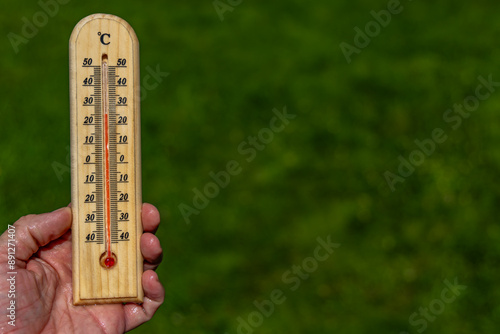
[1, 0, 500, 333]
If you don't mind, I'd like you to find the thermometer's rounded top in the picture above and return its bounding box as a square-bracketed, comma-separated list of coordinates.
[69, 13, 139, 47]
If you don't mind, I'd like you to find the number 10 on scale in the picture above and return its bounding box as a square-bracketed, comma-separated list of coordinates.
[70, 14, 143, 305]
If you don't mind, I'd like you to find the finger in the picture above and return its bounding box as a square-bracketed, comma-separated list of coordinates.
[141, 233, 163, 271]
[142, 203, 160, 234]
[13, 207, 72, 262]
[124, 270, 165, 331]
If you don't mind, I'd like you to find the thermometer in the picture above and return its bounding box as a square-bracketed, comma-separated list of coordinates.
[69, 14, 143, 305]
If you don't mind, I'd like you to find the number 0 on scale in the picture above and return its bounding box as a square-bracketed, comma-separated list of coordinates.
[70, 14, 143, 305]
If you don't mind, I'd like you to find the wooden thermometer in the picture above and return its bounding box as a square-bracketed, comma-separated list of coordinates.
[70, 14, 143, 305]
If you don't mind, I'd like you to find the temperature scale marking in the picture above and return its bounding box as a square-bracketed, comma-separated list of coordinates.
[70, 14, 143, 305]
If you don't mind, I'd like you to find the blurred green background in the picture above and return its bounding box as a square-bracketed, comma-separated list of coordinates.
[1, 0, 500, 333]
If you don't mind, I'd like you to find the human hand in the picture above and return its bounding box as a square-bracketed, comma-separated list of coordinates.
[0, 203, 164, 333]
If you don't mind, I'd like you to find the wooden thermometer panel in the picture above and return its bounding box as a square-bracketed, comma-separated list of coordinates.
[70, 14, 142, 305]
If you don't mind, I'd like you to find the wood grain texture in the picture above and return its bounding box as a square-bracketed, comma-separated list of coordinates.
[70, 13, 143, 305]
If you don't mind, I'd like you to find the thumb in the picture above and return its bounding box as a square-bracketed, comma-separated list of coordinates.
[12, 207, 72, 262]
